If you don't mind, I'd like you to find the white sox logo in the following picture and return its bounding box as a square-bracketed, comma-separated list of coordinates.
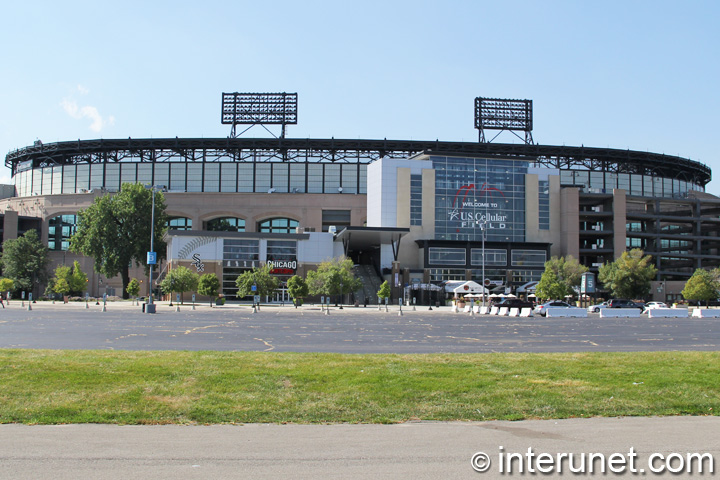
[191, 253, 205, 272]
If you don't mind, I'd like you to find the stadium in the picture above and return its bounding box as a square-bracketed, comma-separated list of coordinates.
[2, 94, 719, 304]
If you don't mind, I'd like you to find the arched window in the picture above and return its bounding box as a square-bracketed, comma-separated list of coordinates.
[258, 217, 299, 234]
[205, 217, 245, 232]
[48, 214, 77, 251]
[167, 217, 192, 231]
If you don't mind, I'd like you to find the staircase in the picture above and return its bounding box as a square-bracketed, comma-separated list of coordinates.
[352, 264, 384, 305]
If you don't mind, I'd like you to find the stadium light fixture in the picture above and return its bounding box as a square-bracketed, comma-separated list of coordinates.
[475, 97, 533, 144]
[222, 92, 298, 138]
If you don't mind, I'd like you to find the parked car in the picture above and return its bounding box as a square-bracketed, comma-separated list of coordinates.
[644, 301, 668, 309]
[492, 298, 534, 310]
[587, 301, 609, 313]
[533, 300, 572, 317]
[607, 299, 645, 310]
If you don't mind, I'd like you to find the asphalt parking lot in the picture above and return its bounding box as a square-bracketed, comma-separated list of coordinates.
[0, 301, 718, 353]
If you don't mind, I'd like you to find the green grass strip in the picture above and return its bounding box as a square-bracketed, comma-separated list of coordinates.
[1, 349, 718, 424]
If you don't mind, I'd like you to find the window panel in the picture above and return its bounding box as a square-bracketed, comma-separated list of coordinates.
[428, 247, 466, 266]
[220, 163, 237, 192]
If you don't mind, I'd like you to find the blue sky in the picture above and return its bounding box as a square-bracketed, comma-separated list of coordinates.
[2, 0, 719, 193]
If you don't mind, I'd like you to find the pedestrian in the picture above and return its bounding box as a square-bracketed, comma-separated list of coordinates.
[0, 293, 5, 308]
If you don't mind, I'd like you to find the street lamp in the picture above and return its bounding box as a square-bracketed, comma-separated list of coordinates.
[478, 219, 489, 307]
[145, 184, 166, 314]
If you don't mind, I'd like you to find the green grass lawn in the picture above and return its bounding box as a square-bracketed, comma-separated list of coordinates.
[0, 349, 718, 424]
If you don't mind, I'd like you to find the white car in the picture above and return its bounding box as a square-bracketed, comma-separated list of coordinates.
[644, 302, 668, 310]
[587, 301, 608, 313]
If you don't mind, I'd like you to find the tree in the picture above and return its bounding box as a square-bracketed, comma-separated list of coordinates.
[598, 249, 657, 299]
[50, 265, 72, 298]
[682, 269, 719, 308]
[306, 257, 362, 304]
[377, 280, 391, 301]
[535, 270, 569, 301]
[159, 266, 199, 304]
[197, 273, 221, 307]
[69, 261, 88, 295]
[0, 230, 49, 296]
[287, 275, 309, 308]
[53, 278, 71, 297]
[0, 278, 14, 294]
[126, 278, 141, 298]
[236, 263, 279, 300]
[70, 183, 168, 299]
[51, 261, 88, 297]
[543, 255, 588, 297]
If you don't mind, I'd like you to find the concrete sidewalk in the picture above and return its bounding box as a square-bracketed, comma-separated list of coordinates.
[1, 416, 718, 479]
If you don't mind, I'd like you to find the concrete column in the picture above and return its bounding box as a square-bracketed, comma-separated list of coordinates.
[612, 189, 627, 260]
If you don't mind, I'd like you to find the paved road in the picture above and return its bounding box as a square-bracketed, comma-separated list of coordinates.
[0, 301, 718, 353]
[1, 416, 718, 479]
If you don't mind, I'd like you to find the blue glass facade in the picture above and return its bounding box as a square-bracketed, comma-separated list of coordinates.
[432, 156, 528, 242]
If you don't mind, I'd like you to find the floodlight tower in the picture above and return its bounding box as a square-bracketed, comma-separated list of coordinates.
[221, 92, 298, 138]
[475, 97, 534, 145]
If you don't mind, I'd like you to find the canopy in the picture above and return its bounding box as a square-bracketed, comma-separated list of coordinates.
[445, 280, 490, 295]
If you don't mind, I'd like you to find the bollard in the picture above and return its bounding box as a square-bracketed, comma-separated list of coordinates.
[27, 293, 32, 311]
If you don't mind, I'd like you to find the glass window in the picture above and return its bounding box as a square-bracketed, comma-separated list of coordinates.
[170, 163, 186, 191]
[322, 210, 351, 232]
[471, 248, 507, 266]
[538, 179, 550, 230]
[220, 163, 237, 193]
[205, 217, 245, 232]
[428, 268, 466, 282]
[237, 164, 253, 192]
[48, 214, 77, 251]
[307, 164, 323, 193]
[153, 164, 170, 189]
[62, 165, 76, 193]
[511, 250, 547, 267]
[410, 174, 422, 226]
[428, 247, 466, 266]
[222, 239, 260, 295]
[258, 217, 299, 234]
[255, 164, 271, 193]
[203, 163, 220, 192]
[104, 164, 120, 191]
[137, 164, 153, 186]
[52, 166, 63, 195]
[359, 165, 367, 194]
[289, 163, 306, 193]
[432, 156, 526, 243]
[31, 169, 42, 195]
[341, 164, 358, 194]
[324, 164, 341, 193]
[167, 217, 192, 231]
[186, 164, 203, 192]
[272, 163, 289, 193]
[42, 167, 53, 195]
[120, 163, 137, 186]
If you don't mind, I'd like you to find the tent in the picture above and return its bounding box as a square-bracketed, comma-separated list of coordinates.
[517, 281, 539, 293]
[444, 280, 490, 295]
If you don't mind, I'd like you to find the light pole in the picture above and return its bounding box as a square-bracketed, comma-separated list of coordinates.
[145, 184, 165, 313]
[479, 219, 489, 308]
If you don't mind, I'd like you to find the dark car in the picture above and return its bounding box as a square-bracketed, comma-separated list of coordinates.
[607, 299, 645, 310]
[492, 298, 534, 310]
